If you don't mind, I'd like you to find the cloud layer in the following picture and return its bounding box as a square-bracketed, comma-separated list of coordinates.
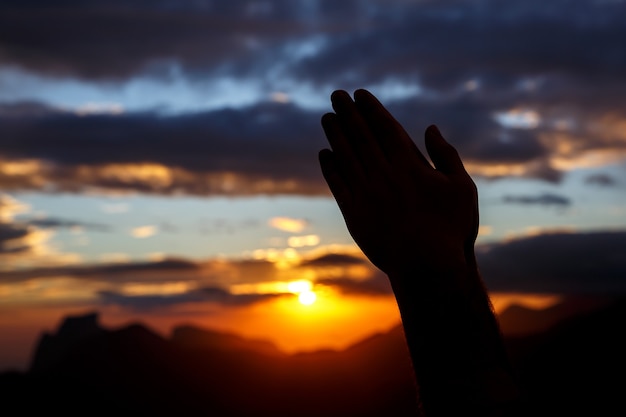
[1, 0, 626, 194]
[2, 229, 625, 311]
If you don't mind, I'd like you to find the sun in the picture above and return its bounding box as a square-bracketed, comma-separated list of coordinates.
[287, 280, 317, 306]
[298, 290, 317, 306]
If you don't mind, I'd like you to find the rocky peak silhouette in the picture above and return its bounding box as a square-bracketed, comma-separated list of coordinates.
[30, 311, 105, 373]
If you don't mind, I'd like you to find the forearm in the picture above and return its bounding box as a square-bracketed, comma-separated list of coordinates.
[389, 259, 518, 417]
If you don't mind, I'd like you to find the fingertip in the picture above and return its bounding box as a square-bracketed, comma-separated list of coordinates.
[425, 124, 442, 139]
[353, 88, 371, 100]
[321, 112, 335, 125]
[318, 148, 333, 160]
[353, 88, 379, 106]
[425, 125, 465, 174]
[331, 89, 350, 102]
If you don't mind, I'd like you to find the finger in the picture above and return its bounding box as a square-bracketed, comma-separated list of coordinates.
[353, 89, 431, 168]
[330, 90, 389, 174]
[321, 112, 367, 185]
[424, 125, 467, 176]
[318, 149, 354, 211]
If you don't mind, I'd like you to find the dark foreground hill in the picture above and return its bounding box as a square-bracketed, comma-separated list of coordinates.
[1, 297, 625, 416]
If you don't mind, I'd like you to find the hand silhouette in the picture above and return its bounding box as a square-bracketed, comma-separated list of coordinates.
[319, 89, 478, 285]
[319, 89, 518, 417]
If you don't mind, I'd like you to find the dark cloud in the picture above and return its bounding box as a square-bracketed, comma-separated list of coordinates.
[0, 0, 316, 80]
[502, 193, 572, 207]
[291, 0, 626, 90]
[98, 286, 281, 310]
[3, 228, 626, 306]
[478, 230, 626, 294]
[1, 1, 625, 188]
[316, 271, 393, 296]
[300, 253, 367, 267]
[0, 223, 33, 255]
[0, 257, 202, 283]
[0, 96, 609, 196]
[585, 173, 618, 187]
[26, 217, 111, 232]
[2, 0, 624, 88]
[0, 101, 327, 195]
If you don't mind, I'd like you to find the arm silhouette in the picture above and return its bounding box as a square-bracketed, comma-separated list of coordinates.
[319, 89, 518, 417]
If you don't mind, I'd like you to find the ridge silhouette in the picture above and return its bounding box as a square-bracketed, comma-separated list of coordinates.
[1, 298, 624, 416]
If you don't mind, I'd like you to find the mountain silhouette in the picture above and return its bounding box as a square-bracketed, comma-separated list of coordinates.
[1, 297, 624, 416]
[497, 296, 609, 336]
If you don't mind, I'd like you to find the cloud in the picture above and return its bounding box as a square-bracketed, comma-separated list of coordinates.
[585, 173, 618, 187]
[316, 271, 393, 296]
[97, 287, 283, 310]
[2, 90, 623, 195]
[26, 217, 111, 232]
[3, 0, 626, 193]
[299, 252, 367, 267]
[0, 257, 202, 284]
[502, 193, 572, 207]
[287, 234, 320, 248]
[2, 227, 625, 312]
[0, 102, 327, 196]
[0, 0, 318, 80]
[478, 230, 626, 294]
[0, 195, 83, 269]
[0, 222, 38, 255]
[0, 194, 30, 222]
[131, 225, 158, 239]
[268, 217, 309, 233]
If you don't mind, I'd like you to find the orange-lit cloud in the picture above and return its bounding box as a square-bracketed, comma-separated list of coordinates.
[478, 225, 493, 237]
[0, 194, 30, 222]
[268, 217, 308, 233]
[489, 292, 563, 315]
[0, 196, 82, 271]
[131, 225, 158, 239]
[288, 234, 320, 248]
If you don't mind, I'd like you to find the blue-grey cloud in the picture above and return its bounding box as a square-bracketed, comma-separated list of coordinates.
[26, 217, 111, 232]
[0, 101, 327, 195]
[585, 173, 618, 187]
[502, 193, 572, 207]
[0, 257, 202, 283]
[0, 223, 33, 255]
[1, 0, 626, 190]
[478, 230, 626, 294]
[98, 287, 283, 310]
[316, 271, 393, 296]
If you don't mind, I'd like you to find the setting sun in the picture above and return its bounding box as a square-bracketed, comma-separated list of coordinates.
[287, 280, 317, 305]
[298, 290, 317, 305]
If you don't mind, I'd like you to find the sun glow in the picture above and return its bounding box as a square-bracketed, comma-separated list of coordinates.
[298, 290, 317, 305]
[287, 280, 317, 305]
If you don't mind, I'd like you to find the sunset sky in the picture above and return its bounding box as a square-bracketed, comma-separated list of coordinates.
[1, 0, 626, 371]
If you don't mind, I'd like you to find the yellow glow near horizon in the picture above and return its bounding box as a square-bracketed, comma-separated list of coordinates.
[298, 290, 317, 305]
[287, 280, 317, 305]
[287, 279, 313, 294]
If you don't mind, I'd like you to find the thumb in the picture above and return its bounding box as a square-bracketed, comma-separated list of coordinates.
[424, 125, 466, 175]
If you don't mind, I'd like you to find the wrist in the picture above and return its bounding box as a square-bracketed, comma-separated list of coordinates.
[386, 254, 476, 298]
